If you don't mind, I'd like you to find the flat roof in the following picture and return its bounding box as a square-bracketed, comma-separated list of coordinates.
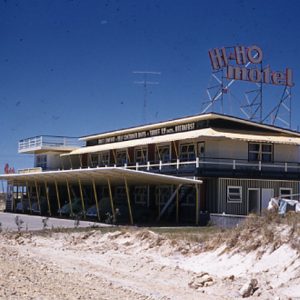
[0, 167, 202, 186]
[80, 112, 300, 141]
[65, 128, 300, 156]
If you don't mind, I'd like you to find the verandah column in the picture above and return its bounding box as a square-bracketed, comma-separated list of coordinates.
[78, 178, 86, 219]
[34, 180, 41, 215]
[124, 177, 133, 225]
[44, 181, 52, 216]
[92, 178, 100, 221]
[54, 180, 61, 216]
[66, 179, 73, 217]
[107, 178, 116, 222]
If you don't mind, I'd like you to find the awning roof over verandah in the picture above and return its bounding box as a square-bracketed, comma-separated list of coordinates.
[0, 167, 202, 186]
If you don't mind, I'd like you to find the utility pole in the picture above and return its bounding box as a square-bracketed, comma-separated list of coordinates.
[133, 71, 161, 123]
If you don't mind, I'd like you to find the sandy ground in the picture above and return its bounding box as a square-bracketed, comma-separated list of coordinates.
[0, 228, 299, 300]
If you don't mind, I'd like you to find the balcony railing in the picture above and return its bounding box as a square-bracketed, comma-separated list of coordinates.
[18, 135, 83, 153]
[75, 157, 300, 178]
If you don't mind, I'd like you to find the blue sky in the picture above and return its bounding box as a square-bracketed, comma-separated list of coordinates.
[0, 0, 300, 172]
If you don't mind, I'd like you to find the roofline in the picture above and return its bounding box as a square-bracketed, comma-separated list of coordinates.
[80, 112, 300, 141]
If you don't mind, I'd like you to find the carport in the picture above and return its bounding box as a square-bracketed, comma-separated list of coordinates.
[1, 167, 202, 225]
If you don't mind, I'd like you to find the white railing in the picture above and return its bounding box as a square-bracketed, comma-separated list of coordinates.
[106, 158, 300, 174]
[18, 136, 82, 152]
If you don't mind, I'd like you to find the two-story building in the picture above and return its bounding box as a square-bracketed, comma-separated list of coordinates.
[2, 112, 300, 225]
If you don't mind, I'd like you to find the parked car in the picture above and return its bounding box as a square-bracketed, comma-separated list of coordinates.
[30, 197, 49, 215]
[15, 199, 30, 213]
[57, 197, 83, 217]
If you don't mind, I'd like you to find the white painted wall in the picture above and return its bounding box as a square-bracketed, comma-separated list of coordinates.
[274, 144, 298, 162]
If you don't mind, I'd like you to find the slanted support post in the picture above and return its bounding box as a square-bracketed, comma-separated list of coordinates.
[176, 185, 180, 224]
[55, 180, 61, 216]
[92, 178, 100, 221]
[78, 178, 86, 219]
[69, 155, 73, 169]
[44, 181, 51, 216]
[107, 178, 116, 222]
[26, 181, 32, 214]
[34, 181, 41, 215]
[156, 184, 182, 222]
[124, 177, 133, 225]
[195, 184, 200, 225]
[66, 179, 73, 217]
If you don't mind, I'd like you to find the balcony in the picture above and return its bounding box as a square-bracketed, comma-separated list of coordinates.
[88, 157, 300, 180]
[18, 135, 83, 154]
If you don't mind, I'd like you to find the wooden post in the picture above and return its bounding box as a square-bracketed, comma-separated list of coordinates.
[66, 179, 73, 217]
[69, 155, 73, 169]
[107, 178, 116, 221]
[35, 181, 41, 215]
[55, 180, 61, 216]
[92, 178, 100, 221]
[176, 185, 179, 224]
[124, 177, 133, 225]
[44, 181, 51, 216]
[78, 178, 86, 219]
[12, 184, 16, 212]
[79, 155, 83, 168]
[195, 184, 199, 225]
[26, 181, 32, 214]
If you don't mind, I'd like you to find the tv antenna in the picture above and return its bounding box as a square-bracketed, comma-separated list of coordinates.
[133, 71, 161, 123]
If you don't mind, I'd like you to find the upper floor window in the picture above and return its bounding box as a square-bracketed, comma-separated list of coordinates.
[248, 143, 273, 162]
[180, 144, 195, 161]
[155, 145, 171, 162]
[135, 148, 148, 164]
[116, 150, 127, 165]
[99, 151, 110, 166]
[35, 155, 47, 170]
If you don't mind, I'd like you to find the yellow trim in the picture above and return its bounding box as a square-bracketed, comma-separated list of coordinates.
[35, 181, 41, 215]
[124, 177, 133, 225]
[66, 179, 73, 217]
[55, 180, 61, 216]
[107, 178, 116, 221]
[78, 178, 86, 219]
[92, 178, 100, 221]
[44, 181, 51, 216]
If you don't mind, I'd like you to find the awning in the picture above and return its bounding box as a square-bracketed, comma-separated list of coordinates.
[0, 167, 202, 186]
[63, 128, 300, 156]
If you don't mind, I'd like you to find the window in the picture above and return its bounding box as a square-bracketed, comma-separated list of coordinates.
[116, 150, 127, 165]
[155, 186, 173, 205]
[90, 154, 99, 167]
[134, 186, 148, 205]
[198, 142, 205, 158]
[155, 145, 171, 162]
[135, 148, 148, 164]
[35, 155, 47, 170]
[114, 186, 126, 205]
[248, 143, 273, 162]
[180, 144, 195, 161]
[279, 188, 292, 199]
[99, 151, 110, 166]
[227, 186, 242, 203]
[180, 186, 195, 206]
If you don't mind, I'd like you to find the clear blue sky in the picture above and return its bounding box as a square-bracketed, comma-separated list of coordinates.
[1, 0, 300, 172]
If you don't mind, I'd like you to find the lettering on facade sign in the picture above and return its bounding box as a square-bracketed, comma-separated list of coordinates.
[208, 45, 294, 87]
[98, 122, 196, 145]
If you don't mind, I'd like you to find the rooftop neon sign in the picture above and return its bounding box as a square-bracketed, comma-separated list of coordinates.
[208, 45, 294, 87]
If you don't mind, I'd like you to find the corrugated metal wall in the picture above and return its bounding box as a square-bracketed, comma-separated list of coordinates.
[217, 178, 299, 215]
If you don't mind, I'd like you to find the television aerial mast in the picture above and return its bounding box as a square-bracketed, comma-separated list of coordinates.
[133, 71, 161, 123]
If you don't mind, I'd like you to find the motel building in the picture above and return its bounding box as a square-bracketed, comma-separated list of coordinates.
[1, 112, 300, 226]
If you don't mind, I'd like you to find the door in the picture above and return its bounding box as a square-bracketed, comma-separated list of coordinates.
[261, 188, 274, 211]
[248, 188, 260, 214]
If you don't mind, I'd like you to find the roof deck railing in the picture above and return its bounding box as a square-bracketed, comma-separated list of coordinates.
[18, 135, 83, 153]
